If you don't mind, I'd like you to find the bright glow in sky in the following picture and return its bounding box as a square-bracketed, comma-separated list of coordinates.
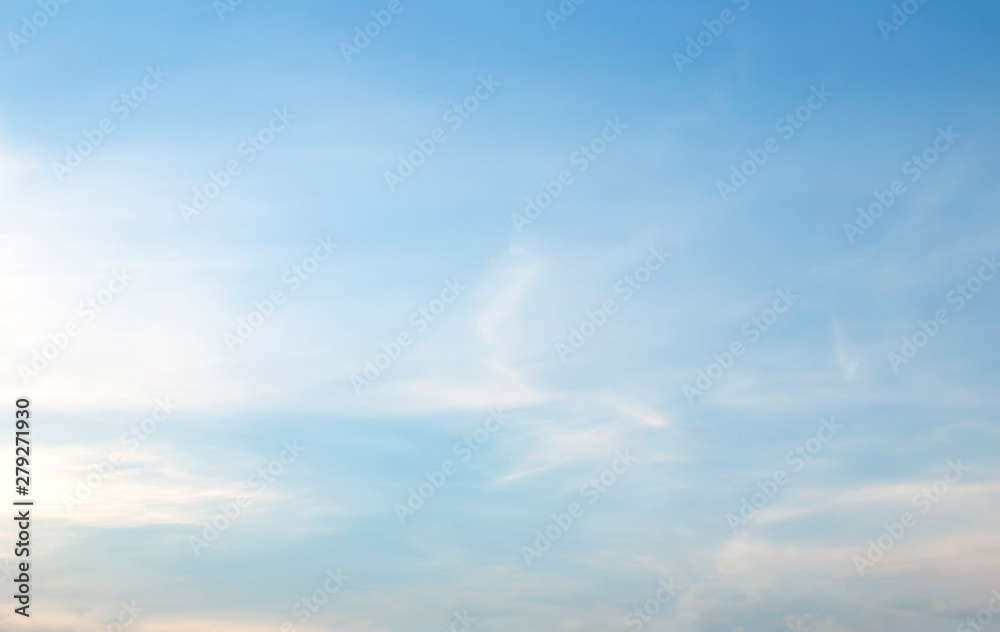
[1, 1, 999, 631]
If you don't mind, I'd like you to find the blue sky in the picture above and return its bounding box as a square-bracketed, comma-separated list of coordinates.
[1, 1, 999, 630]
